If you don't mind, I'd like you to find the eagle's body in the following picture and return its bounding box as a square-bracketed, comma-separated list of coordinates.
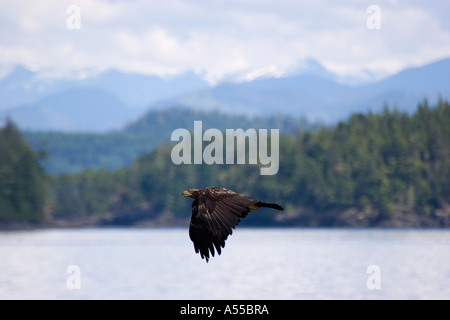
[182, 187, 283, 262]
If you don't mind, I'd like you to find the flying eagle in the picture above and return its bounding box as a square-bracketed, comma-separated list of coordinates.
[181, 187, 283, 262]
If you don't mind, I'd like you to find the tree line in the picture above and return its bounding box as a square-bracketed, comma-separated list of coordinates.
[1, 100, 449, 227]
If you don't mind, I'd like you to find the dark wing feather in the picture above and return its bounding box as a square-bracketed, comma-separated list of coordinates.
[188, 187, 260, 262]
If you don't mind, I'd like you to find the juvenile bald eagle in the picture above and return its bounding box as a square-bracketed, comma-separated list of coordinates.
[181, 187, 283, 262]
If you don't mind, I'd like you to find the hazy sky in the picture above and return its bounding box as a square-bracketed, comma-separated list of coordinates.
[1, 0, 450, 84]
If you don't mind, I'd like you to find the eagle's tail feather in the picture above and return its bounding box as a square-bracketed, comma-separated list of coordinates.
[256, 201, 283, 211]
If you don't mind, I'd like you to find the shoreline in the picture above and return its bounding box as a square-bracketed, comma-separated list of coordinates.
[1, 210, 450, 231]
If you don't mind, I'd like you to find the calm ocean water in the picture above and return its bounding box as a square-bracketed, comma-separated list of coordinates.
[0, 227, 449, 299]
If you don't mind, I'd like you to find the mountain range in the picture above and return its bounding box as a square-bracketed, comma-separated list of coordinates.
[0, 68, 209, 131]
[175, 58, 450, 122]
[1, 57, 450, 131]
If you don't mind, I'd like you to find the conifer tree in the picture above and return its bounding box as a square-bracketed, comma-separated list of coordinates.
[0, 119, 47, 221]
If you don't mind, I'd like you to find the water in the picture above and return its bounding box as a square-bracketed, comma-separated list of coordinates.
[0, 227, 449, 299]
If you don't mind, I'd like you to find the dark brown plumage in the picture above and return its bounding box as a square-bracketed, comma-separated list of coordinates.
[181, 187, 283, 262]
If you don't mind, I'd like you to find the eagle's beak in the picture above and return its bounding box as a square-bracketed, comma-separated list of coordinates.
[181, 190, 191, 197]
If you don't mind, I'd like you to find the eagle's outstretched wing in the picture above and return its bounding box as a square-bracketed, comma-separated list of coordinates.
[187, 187, 283, 262]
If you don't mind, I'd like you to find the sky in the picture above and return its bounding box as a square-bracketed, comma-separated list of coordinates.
[1, 0, 450, 84]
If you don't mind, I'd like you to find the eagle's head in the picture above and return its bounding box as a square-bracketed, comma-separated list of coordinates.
[181, 188, 199, 198]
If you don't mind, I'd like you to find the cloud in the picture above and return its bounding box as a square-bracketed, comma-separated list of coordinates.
[1, 0, 450, 84]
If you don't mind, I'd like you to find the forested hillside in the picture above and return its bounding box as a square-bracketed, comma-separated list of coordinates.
[24, 107, 318, 174]
[1, 101, 449, 227]
[48, 100, 450, 227]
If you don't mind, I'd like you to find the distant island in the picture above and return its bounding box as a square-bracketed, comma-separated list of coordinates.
[23, 107, 318, 175]
[1, 100, 449, 229]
